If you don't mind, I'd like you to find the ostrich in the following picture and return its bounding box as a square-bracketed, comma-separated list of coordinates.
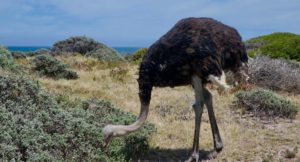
[103, 17, 248, 161]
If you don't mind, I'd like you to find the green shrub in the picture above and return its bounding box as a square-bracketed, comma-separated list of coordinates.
[246, 32, 300, 60]
[11, 51, 27, 59]
[0, 46, 15, 69]
[125, 48, 148, 63]
[247, 32, 297, 44]
[51, 36, 123, 61]
[249, 55, 300, 93]
[86, 46, 123, 61]
[0, 74, 155, 161]
[51, 36, 100, 55]
[32, 54, 78, 79]
[26, 48, 50, 57]
[233, 88, 298, 119]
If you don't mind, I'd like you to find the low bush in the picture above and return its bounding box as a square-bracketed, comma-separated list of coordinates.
[249, 55, 300, 93]
[32, 54, 78, 79]
[51, 36, 100, 55]
[246, 32, 300, 60]
[0, 74, 155, 161]
[11, 51, 27, 59]
[0, 46, 15, 69]
[51, 36, 123, 61]
[233, 88, 298, 119]
[86, 46, 123, 61]
[125, 48, 148, 63]
[27, 48, 50, 57]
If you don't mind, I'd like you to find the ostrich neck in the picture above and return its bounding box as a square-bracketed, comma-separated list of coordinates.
[111, 103, 149, 137]
[106, 68, 153, 138]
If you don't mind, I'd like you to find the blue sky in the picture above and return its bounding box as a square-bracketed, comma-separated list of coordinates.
[0, 0, 299, 47]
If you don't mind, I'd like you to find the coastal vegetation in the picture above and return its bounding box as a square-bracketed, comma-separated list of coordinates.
[11, 51, 27, 59]
[249, 55, 300, 93]
[51, 36, 123, 61]
[0, 74, 155, 161]
[125, 48, 148, 63]
[0, 32, 300, 161]
[246, 32, 300, 60]
[27, 48, 51, 57]
[233, 88, 298, 119]
[51, 36, 101, 55]
[86, 47, 123, 61]
[0, 46, 15, 70]
[32, 54, 79, 80]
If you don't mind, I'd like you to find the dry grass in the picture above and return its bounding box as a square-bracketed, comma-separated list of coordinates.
[26, 55, 300, 161]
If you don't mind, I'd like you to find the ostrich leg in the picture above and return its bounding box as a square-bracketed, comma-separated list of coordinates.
[203, 88, 223, 152]
[186, 75, 204, 162]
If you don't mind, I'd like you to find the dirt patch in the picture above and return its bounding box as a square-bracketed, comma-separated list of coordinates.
[154, 104, 194, 121]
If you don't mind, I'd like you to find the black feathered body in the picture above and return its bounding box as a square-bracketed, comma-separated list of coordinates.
[138, 17, 248, 102]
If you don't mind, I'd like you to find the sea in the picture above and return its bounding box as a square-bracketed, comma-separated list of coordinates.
[7, 46, 141, 56]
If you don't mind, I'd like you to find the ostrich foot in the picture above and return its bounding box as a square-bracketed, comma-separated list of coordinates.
[206, 150, 218, 159]
[215, 140, 223, 152]
[186, 149, 221, 162]
[185, 151, 199, 162]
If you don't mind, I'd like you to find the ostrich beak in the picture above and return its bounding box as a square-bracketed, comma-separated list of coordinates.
[102, 133, 112, 148]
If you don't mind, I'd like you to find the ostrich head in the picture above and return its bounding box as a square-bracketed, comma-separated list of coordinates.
[233, 62, 249, 85]
[102, 124, 130, 147]
[102, 125, 114, 148]
[231, 45, 250, 85]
